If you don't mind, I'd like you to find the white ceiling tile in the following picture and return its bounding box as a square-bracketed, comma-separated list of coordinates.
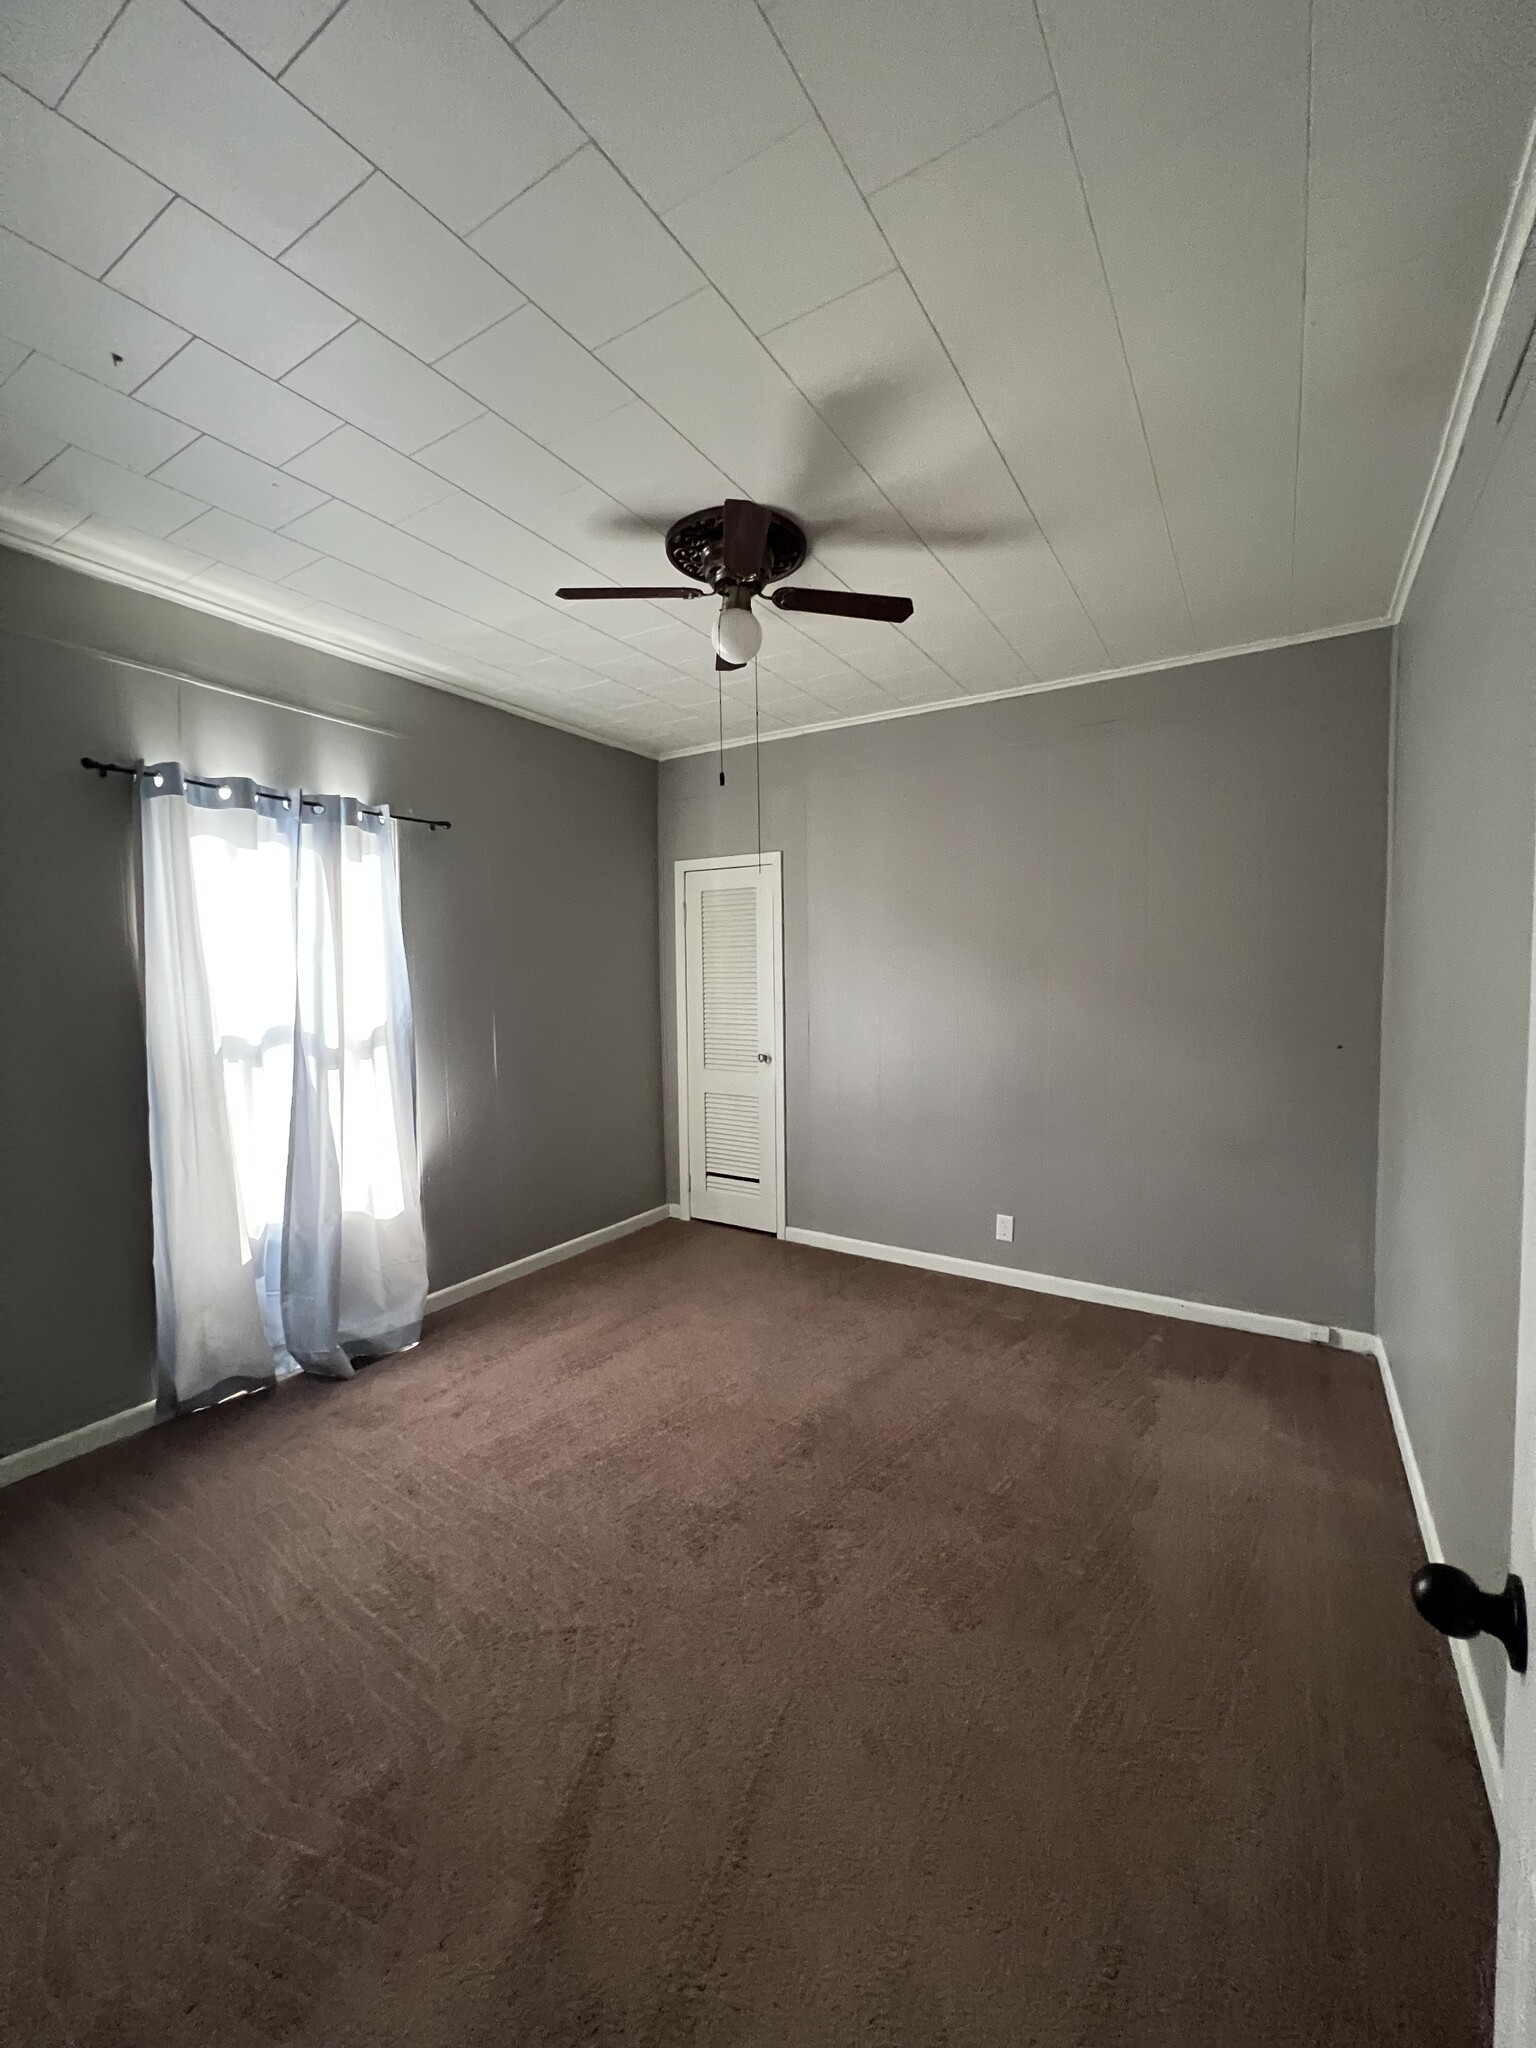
[665, 124, 893, 334]
[281, 323, 482, 452]
[62, 0, 367, 254]
[597, 286, 910, 558]
[282, 425, 454, 522]
[0, 75, 169, 275]
[189, 0, 342, 73]
[285, 0, 579, 232]
[56, 515, 213, 582]
[135, 340, 338, 464]
[0, 338, 26, 381]
[625, 619, 714, 667]
[0, 415, 65, 484]
[590, 646, 678, 687]
[1293, 0, 1536, 626]
[470, 147, 702, 348]
[519, 0, 810, 213]
[1037, 0, 1309, 648]
[0, 353, 197, 472]
[170, 505, 319, 579]
[537, 592, 690, 642]
[521, 480, 666, 583]
[283, 496, 543, 631]
[284, 553, 480, 645]
[0, 225, 187, 390]
[151, 436, 326, 528]
[473, 0, 553, 39]
[427, 615, 541, 666]
[539, 618, 629, 665]
[765, 270, 1104, 675]
[519, 654, 609, 693]
[761, 0, 1053, 195]
[0, 0, 123, 103]
[30, 444, 207, 535]
[551, 399, 736, 519]
[414, 411, 586, 522]
[107, 202, 351, 376]
[0, 482, 88, 542]
[872, 101, 1193, 663]
[283, 174, 523, 362]
[403, 490, 595, 602]
[438, 305, 632, 443]
[596, 288, 810, 499]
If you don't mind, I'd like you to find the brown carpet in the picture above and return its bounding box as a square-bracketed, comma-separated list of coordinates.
[0, 1221, 1496, 2045]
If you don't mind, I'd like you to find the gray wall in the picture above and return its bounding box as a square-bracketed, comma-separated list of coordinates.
[661, 631, 1391, 1329]
[1375, 264, 1536, 1749]
[0, 546, 664, 1460]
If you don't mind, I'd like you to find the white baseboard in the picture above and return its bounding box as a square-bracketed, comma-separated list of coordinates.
[1369, 1336, 1503, 1830]
[0, 1397, 157, 1490]
[783, 1226, 1377, 1352]
[424, 1204, 672, 1314]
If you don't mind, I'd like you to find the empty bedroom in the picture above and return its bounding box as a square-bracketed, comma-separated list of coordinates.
[2, 0, 1536, 2041]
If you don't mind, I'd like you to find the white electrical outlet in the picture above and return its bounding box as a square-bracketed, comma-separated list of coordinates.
[995, 1213, 1014, 1243]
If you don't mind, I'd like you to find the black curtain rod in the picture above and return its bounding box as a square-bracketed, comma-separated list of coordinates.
[81, 759, 451, 831]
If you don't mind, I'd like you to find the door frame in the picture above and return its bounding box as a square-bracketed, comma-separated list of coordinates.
[673, 852, 786, 1237]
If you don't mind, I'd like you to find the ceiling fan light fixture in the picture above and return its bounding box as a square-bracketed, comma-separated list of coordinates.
[712, 599, 762, 666]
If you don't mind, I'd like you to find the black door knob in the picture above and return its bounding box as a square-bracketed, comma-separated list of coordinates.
[1411, 1562, 1527, 1673]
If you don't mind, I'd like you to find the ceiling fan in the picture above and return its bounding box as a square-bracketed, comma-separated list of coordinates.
[555, 498, 914, 670]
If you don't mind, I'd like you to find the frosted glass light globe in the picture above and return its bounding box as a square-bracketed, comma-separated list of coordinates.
[713, 601, 763, 665]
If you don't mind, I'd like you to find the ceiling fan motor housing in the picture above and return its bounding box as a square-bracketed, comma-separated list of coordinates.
[665, 505, 808, 591]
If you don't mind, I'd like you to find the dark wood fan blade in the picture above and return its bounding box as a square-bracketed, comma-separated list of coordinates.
[770, 586, 914, 623]
[555, 585, 704, 600]
[722, 498, 771, 582]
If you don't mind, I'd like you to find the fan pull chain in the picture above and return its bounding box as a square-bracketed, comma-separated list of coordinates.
[718, 659, 725, 787]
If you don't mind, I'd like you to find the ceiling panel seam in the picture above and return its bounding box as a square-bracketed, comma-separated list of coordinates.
[746, 0, 1110, 671]
[269, 0, 354, 81]
[1287, 0, 1317, 635]
[1029, 0, 1197, 651]
[452, 11, 1028, 699]
[862, 93, 1057, 201]
[53, 0, 134, 108]
[28, 0, 1092, 713]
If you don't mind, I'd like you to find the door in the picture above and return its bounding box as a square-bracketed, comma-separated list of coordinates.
[1496, 928, 1536, 2044]
[678, 856, 783, 1234]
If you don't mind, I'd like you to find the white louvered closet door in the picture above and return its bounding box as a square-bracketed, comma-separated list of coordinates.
[684, 863, 780, 1232]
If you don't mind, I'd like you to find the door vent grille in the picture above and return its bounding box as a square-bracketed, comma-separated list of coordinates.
[704, 1092, 759, 1185]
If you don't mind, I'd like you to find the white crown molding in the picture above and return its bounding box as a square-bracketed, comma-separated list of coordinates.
[1388, 103, 1536, 626]
[11, 106, 1532, 766]
[0, 529, 655, 761]
[660, 616, 1389, 761]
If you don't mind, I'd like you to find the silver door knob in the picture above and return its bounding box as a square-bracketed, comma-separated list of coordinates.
[757, 1052, 772, 1063]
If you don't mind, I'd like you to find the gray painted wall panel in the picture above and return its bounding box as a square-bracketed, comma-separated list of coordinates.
[0, 546, 664, 1459]
[1375, 314, 1536, 1748]
[661, 632, 1390, 1328]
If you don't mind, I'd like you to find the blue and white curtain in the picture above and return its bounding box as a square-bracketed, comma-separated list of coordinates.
[139, 765, 427, 1411]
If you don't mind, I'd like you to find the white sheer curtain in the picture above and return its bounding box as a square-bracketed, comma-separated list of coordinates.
[140, 764, 426, 1411]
